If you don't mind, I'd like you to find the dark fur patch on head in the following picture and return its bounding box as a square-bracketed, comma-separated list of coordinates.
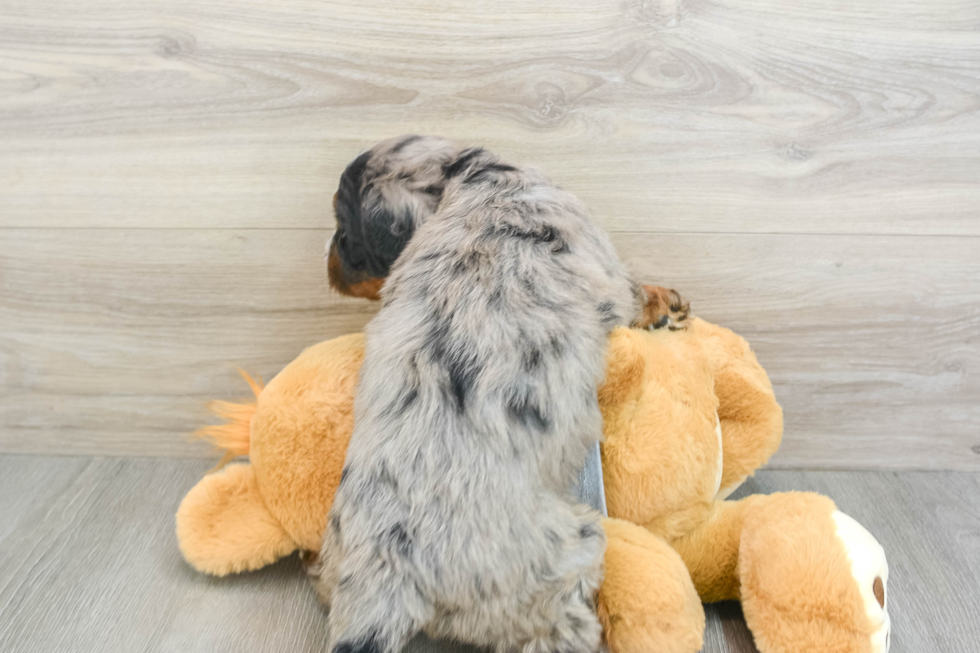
[334, 632, 383, 653]
[463, 162, 517, 184]
[389, 134, 422, 154]
[331, 148, 421, 291]
[579, 522, 601, 539]
[442, 147, 485, 178]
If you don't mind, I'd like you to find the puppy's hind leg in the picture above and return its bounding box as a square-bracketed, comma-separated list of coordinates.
[309, 513, 343, 608]
[517, 513, 606, 653]
[325, 548, 432, 653]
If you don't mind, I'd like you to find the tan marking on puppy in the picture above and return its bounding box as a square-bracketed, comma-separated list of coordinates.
[327, 240, 385, 300]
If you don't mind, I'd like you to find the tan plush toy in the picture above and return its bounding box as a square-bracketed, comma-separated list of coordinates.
[176, 319, 891, 653]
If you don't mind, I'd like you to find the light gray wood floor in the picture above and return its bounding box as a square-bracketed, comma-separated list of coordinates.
[0, 456, 977, 652]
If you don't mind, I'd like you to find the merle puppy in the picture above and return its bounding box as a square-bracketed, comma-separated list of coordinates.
[315, 135, 688, 653]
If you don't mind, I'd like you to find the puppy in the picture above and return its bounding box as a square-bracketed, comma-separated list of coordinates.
[315, 135, 687, 653]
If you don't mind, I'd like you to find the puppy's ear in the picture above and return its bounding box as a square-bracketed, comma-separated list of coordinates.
[360, 179, 442, 275]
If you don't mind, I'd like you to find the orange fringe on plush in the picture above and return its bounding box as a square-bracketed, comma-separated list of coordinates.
[193, 368, 264, 472]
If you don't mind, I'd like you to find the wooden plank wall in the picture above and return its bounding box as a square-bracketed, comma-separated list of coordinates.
[1, 0, 978, 469]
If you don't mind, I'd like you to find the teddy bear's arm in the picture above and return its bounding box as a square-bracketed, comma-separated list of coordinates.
[687, 319, 784, 498]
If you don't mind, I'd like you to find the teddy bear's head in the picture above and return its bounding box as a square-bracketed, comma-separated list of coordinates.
[599, 320, 782, 542]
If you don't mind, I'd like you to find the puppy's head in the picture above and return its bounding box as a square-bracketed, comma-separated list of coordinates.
[327, 135, 458, 300]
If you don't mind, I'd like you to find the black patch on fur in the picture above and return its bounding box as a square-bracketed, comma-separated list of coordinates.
[507, 389, 550, 432]
[516, 273, 562, 312]
[481, 222, 568, 254]
[463, 162, 517, 184]
[395, 388, 418, 414]
[377, 462, 398, 492]
[449, 251, 487, 277]
[425, 316, 480, 412]
[597, 300, 618, 326]
[549, 334, 565, 356]
[339, 465, 351, 486]
[330, 513, 341, 534]
[389, 134, 422, 154]
[449, 363, 476, 411]
[522, 347, 542, 372]
[388, 523, 413, 557]
[333, 632, 382, 653]
[579, 522, 601, 539]
[421, 184, 443, 196]
[383, 357, 421, 417]
[333, 148, 421, 281]
[337, 573, 353, 589]
[360, 198, 417, 276]
[443, 147, 485, 178]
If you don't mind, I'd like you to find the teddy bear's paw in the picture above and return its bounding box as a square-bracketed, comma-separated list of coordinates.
[739, 494, 891, 653]
[635, 286, 691, 332]
[832, 510, 891, 653]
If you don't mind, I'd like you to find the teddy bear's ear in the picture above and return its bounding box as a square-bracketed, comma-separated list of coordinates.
[176, 463, 298, 576]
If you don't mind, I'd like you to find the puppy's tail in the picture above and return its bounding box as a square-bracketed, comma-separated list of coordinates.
[193, 368, 263, 472]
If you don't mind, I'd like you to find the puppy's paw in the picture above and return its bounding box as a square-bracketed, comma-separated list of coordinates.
[635, 285, 691, 332]
[300, 549, 321, 578]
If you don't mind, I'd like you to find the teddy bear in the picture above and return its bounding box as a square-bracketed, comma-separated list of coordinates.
[176, 318, 890, 653]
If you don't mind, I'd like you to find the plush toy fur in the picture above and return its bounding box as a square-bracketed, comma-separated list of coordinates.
[177, 320, 891, 653]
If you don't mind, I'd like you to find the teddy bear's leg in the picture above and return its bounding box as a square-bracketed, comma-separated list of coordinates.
[598, 518, 705, 653]
[669, 496, 769, 603]
[670, 494, 890, 652]
[738, 492, 890, 653]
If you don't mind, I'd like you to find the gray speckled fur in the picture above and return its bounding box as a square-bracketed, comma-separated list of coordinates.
[314, 137, 641, 653]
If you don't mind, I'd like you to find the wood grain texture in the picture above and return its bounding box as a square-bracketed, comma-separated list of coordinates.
[1, 457, 977, 652]
[2, 229, 978, 468]
[1, 0, 979, 466]
[0, 0, 978, 234]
